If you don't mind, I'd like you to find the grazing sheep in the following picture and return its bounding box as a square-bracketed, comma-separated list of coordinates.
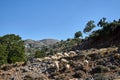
[65, 64, 70, 70]
[63, 52, 69, 57]
[55, 53, 64, 57]
[50, 55, 59, 60]
[114, 53, 120, 59]
[108, 47, 118, 53]
[54, 61, 59, 71]
[15, 62, 25, 66]
[99, 48, 108, 54]
[61, 58, 69, 64]
[44, 57, 51, 60]
[68, 51, 77, 57]
[83, 60, 89, 66]
[36, 58, 43, 62]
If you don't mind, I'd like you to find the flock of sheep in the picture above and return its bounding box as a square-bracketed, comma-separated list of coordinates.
[36, 51, 89, 72]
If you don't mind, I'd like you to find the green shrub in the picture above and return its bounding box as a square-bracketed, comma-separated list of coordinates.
[92, 65, 110, 73]
[35, 50, 46, 58]
[0, 34, 26, 64]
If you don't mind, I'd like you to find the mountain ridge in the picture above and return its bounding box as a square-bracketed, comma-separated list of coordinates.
[24, 38, 59, 49]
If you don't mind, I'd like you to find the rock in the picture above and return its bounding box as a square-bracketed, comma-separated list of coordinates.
[72, 71, 83, 78]
[20, 67, 29, 72]
[88, 53, 101, 61]
[24, 72, 49, 80]
[10, 76, 15, 80]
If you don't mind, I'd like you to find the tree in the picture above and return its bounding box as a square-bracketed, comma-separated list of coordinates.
[74, 31, 82, 38]
[97, 17, 108, 27]
[35, 50, 46, 58]
[83, 20, 96, 33]
[0, 43, 8, 66]
[0, 34, 26, 63]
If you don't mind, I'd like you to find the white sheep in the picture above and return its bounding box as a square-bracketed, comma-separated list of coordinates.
[68, 51, 77, 57]
[83, 60, 89, 66]
[65, 64, 70, 70]
[63, 52, 69, 57]
[54, 61, 59, 71]
[56, 53, 64, 57]
[50, 55, 58, 60]
[36, 58, 43, 62]
[15, 62, 25, 66]
[44, 57, 51, 60]
[61, 58, 69, 64]
[55, 53, 64, 59]
[49, 61, 59, 71]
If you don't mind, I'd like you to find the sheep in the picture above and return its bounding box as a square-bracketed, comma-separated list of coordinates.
[50, 55, 58, 60]
[49, 60, 59, 71]
[54, 53, 64, 59]
[68, 51, 77, 57]
[36, 58, 43, 62]
[14, 62, 25, 67]
[43, 57, 51, 60]
[61, 58, 69, 64]
[63, 52, 69, 57]
[83, 60, 89, 66]
[108, 47, 118, 53]
[65, 64, 70, 70]
[55, 53, 64, 57]
[99, 48, 108, 54]
[53, 61, 59, 71]
[114, 53, 120, 59]
[69, 78, 80, 80]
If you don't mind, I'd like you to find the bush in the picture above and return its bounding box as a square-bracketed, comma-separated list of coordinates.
[0, 34, 26, 64]
[0, 44, 8, 66]
[35, 50, 46, 58]
[91, 65, 110, 73]
[93, 74, 114, 80]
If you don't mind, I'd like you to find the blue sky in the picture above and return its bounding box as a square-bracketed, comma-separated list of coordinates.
[0, 0, 120, 40]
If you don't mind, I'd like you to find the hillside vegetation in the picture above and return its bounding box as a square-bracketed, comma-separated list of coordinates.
[47, 18, 120, 54]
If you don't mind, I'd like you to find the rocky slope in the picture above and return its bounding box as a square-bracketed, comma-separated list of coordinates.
[0, 47, 120, 80]
[24, 39, 59, 48]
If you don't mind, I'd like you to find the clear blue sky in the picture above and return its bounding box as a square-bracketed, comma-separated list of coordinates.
[0, 0, 120, 40]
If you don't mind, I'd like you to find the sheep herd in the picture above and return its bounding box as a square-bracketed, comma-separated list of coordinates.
[36, 51, 89, 73]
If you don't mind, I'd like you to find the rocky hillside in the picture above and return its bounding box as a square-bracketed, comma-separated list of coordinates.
[0, 47, 120, 80]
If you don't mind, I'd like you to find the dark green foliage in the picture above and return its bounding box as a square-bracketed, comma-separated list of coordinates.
[51, 38, 82, 52]
[84, 20, 96, 33]
[0, 43, 8, 66]
[74, 31, 82, 38]
[93, 74, 114, 80]
[97, 17, 108, 27]
[0, 34, 26, 65]
[86, 18, 120, 41]
[35, 50, 46, 58]
[91, 65, 109, 73]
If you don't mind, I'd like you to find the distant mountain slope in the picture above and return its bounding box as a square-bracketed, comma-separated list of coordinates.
[39, 39, 59, 46]
[24, 39, 59, 50]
